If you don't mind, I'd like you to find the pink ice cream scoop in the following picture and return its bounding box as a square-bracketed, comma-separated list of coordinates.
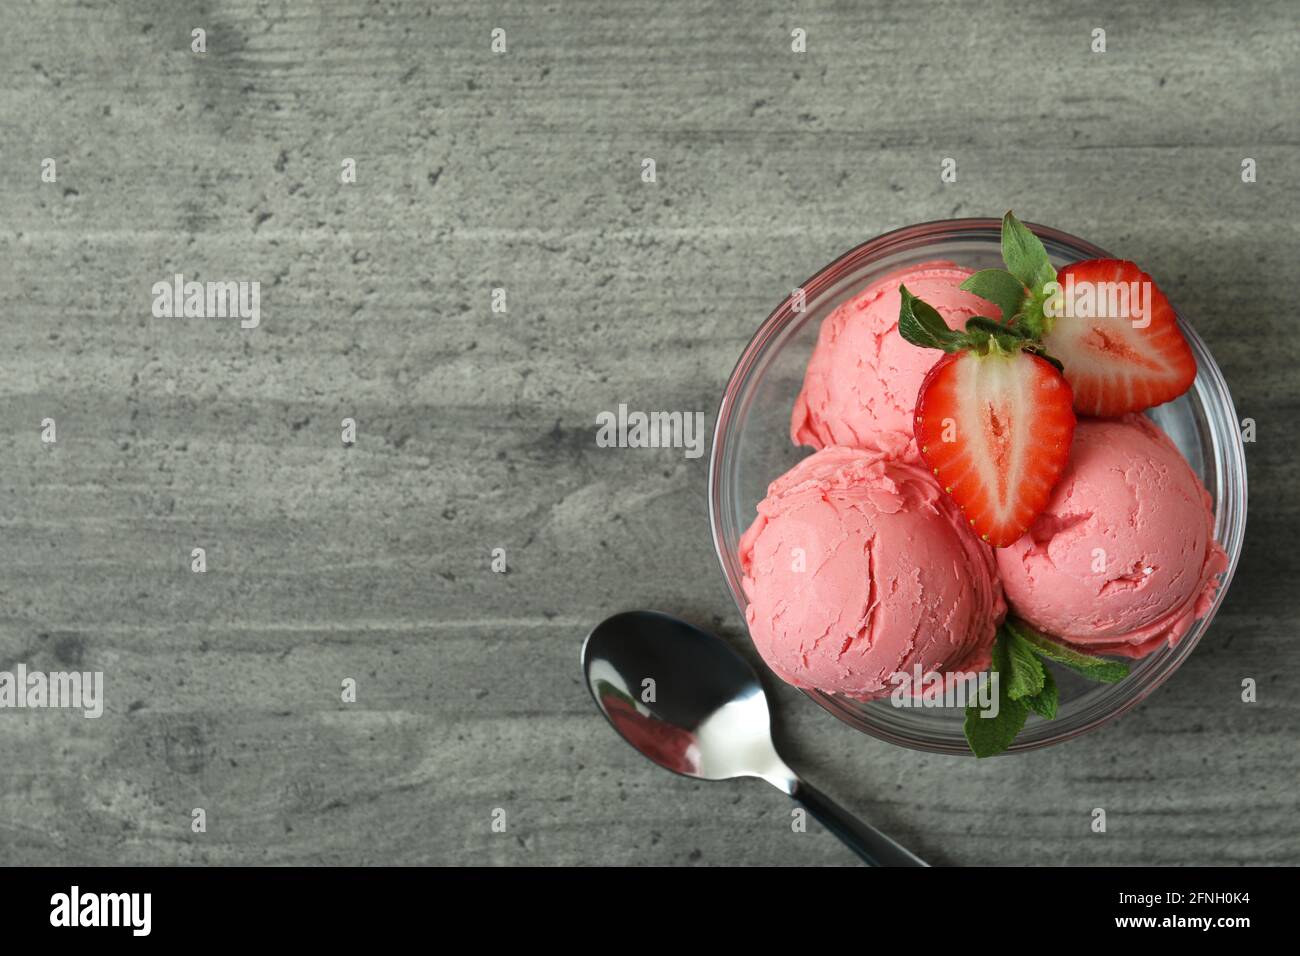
[790, 261, 998, 457]
[996, 416, 1228, 659]
[739, 446, 1006, 700]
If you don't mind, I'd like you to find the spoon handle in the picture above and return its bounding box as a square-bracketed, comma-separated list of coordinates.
[790, 779, 929, 866]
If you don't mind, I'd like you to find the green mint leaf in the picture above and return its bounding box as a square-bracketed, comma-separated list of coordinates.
[959, 269, 1028, 325]
[1000, 211, 1057, 297]
[1024, 666, 1059, 720]
[898, 284, 968, 352]
[1008, 618, 1131, 683]
[964, 695, 1028, 758]
[1003, 625, 1046, 700]
[963, 634, 1029, 758]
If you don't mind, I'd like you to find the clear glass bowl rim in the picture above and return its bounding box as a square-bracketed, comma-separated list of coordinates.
[707, 217, 1248, 755]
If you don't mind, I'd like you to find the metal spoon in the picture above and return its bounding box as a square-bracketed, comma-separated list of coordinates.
[582, 610, 928, 866]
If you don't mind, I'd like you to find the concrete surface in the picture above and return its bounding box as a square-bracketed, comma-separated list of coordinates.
[0, 0, 1296, 865]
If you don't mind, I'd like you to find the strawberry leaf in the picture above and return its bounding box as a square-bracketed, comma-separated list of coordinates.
[1000, 211, 1057, 297]
[960, 269, 1027, 325]
[963, 318, 1034, 358]
[898, 285, 969, 352]
[964, 316, 1030, 339]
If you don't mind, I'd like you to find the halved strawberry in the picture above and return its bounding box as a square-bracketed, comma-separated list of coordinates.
[959, 215, 1197, 417]
[898, 284, 1076, 547]
[914, 350, 1076, 547]
[1041, 259, 1196, 416]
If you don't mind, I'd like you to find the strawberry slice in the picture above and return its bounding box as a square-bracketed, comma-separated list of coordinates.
[898, 284, 1076, 547]
[915, 350, 1075, 547]
[1040, 259, 1196, 416]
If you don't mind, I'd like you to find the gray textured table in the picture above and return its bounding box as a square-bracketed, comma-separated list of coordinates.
[0, 0, 1296, 866]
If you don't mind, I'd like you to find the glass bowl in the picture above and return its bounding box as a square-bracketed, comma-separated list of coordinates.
[708, 218, 1247, 755]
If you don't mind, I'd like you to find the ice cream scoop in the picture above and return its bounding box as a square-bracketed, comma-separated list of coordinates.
[739, 446, 1005, 699]
[996, 416, 1228, 658]
[790, 261, 998, 457]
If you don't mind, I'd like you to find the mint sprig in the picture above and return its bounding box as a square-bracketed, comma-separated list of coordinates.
[1003, 626, 1046, 700]
[1006, 617, 1131, 683]
[1025, 666, 1058, 720]
[963, 634, 1028, 758]
[962, 619, 1128, 757]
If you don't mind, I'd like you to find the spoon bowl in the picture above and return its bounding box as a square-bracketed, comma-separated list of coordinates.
[583, 610, 787, 783]
[582, 610, 928, 866]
